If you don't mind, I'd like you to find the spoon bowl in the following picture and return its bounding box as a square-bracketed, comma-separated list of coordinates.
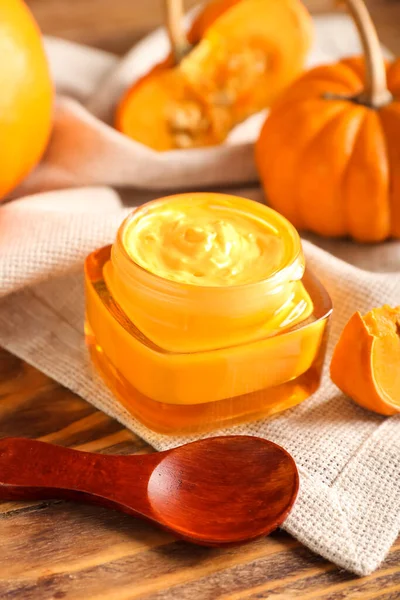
[0, 435, 298, 545]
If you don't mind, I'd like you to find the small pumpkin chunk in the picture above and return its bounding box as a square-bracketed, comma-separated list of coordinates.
[330, 306, 400, 415]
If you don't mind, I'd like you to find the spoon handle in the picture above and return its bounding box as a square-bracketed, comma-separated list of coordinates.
[0, 437, 158, 514]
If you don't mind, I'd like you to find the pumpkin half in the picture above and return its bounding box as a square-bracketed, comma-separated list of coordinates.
[0, 0, 53, 199]
[256, 0, 400, 242]
[115, 0, 312, 151]
[330, 306, 400, 416]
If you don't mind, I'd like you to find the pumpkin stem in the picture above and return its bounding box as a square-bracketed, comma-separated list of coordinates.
[343, 0, 392, 107]
[164, 0, 192, 65]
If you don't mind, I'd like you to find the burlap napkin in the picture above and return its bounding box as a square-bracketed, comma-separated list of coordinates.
[1, 13, 399, 576]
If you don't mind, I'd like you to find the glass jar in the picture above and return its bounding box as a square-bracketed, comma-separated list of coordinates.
[85, 193, 332, 434]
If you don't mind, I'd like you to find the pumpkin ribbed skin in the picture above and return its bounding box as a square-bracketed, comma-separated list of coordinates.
[256, 57, 400, 242]
[0, 0, 53, 199]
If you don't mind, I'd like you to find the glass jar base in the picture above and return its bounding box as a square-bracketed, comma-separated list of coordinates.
[85, 244, 332, 435]
[86, 319, 325, 435]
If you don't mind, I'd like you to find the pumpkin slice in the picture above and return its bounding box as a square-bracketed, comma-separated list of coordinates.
[116, 68, 230, 151]
[330, 306, 400, 415]
[115, 0, 312, 151]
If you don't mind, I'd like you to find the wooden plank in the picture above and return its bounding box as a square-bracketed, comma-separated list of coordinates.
[28, 0, 199, 53]
[27, 0, 400, 55]
[0, 344, 399, 600]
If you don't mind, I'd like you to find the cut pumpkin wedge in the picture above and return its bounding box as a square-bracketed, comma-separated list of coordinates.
[115, 0, 312, 151]
[330, 305, 400, 416]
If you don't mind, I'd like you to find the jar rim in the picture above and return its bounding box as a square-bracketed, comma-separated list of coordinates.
[115, 193, 304, 292]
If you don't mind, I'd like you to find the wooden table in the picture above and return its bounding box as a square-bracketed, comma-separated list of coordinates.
[1, 1, 400, 598]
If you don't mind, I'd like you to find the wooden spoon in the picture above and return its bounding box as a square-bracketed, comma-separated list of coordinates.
[0, 436, 298, 545]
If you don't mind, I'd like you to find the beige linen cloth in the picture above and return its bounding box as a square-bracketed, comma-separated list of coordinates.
[1, 13, 399, 577]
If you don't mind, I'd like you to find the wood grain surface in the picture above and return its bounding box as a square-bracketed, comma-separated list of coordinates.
[1, 1, 400, 598]
[1, 347, 400, 599]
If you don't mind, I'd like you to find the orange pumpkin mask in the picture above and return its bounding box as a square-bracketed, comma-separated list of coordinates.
[256, 0, 400, 243]
[115, 0, 312, 151]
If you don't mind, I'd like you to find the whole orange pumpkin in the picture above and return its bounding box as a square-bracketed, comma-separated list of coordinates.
[256, 0, 400, 242]
[0, 0, 53, 199]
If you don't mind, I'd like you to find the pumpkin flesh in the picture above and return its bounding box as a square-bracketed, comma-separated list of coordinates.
[330, 306, 400, 415]
[115, 0, 312, 151]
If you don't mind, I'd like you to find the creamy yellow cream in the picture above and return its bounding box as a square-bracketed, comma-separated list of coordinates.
[123, 196, 286, 286]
